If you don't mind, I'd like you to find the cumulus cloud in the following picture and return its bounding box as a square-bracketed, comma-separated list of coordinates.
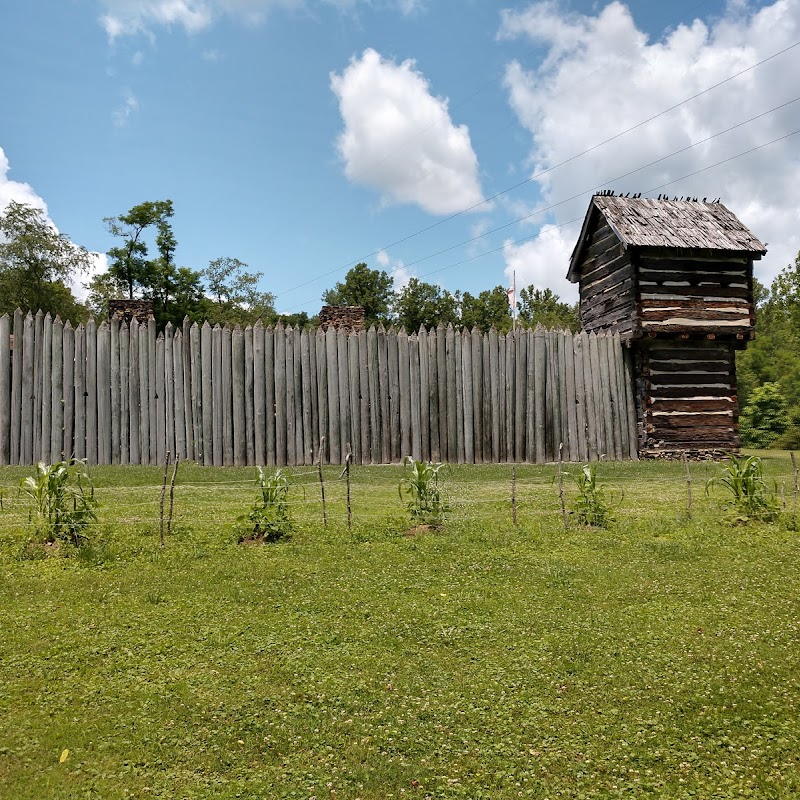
[376, 248, 414, 289]
[331, 48, 486, 216]
[0, 147, 106, 302]
[98, 0, 421, 39]
[112, 91, 140, 126]
[499, 0, 800, 287]
[503, 224, 577, 302]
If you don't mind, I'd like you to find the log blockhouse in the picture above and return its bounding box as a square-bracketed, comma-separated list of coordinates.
[568, 194, 767, 455]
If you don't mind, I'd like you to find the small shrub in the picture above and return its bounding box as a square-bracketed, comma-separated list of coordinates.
[707, 453, 777, 523]
[237, 467, 293, 542]
[399, 457, 449, 528]
[569, 464, 614, 528]
[18, 460, 97, 547]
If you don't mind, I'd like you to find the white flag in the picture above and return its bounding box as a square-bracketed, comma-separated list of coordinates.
[506, 285, 516, 311]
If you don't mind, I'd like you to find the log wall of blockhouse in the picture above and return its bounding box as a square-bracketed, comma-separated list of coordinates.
[637, 339, 739, 452]
[576, 218, 637, 338]
[634, 251, 754, 338]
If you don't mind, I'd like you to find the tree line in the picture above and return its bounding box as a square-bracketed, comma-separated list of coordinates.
[0, 199, 578, 333]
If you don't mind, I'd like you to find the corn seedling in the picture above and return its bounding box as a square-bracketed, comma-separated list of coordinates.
[707, 453, 777, 523]
[399, 457, 449, 527]
[569, 463, 615, 528]
[237, 467, 294, 542]
[18, 460, 97, 547]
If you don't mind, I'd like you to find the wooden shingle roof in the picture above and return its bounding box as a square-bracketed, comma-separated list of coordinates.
[567, 195, 767, 281]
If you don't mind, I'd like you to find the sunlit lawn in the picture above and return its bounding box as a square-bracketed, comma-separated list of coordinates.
[1, 454, 799, 798]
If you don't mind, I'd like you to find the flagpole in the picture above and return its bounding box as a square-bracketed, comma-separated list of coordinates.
[512, 270, 516, 333]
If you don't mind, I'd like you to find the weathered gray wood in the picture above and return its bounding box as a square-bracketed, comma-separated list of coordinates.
[96, 321, 110, 465]
[409, 334, 421, 460]
[389, 328, 402, 463]
[174, 331, 187, 462]
[50, 317, 64, 463]
[110, 318, 121, 464]
[0, 315, 10, 464]
[232, 326, 246, 466]
[119, 323, 129, 464]
[300, 328, 313, 466]
[526, 329, 536, 463]
[604, 334, 622, 460]
[337, 328, 350, 464]
[428, 327, 440, 462]
[544, 329, 557, 463]
[202, 323, 213, 465]
[33, 310, 43, 463]
[265, 326, 276, 466]
[588, 333, 605, 458]
[86, 319, 98, 466]
[572, 333, 588, 462]
[129, 319, 140, 465]
[555, 330, 567, 460]
[488, 327, 500, 463]
[514, 330, 526, 462]
[252, 321, 265, 465]
[436, 325, 448, 462]
[325, 325, 340, 464]
[40, 314, 52, 463]
[74, 324, 86, 462]
[308, 325, 319, 461]
[147, 318, 157, 465]
[497, 332, 507, 462]
[378, 326, 390, 464]
[398, 330, 411, 460]
[63, 322, 75, 461]
[210, 325, 223, 465]
[154, 333, 165, 465]
[21, 313, 34, 464]
[461, 329, 474, 464]
[503, 332, 513, 462]
[482, 333, 491, 462]
[221, 325, 233, 466]
[454, 328, 465, 463]
[244, 325, 264, 466]
[189, 322, 201, 464]
[471, 327, 483, 463]
[563, 330, 578, 463]
[623, 346, 638, 460]
[183, 318, 194, 462]
[367, 326, 380, 463]
[580, 333, 598, 461]
[314, 328, 326, 464]
[292, 328, 304, 464]
[347, 331, 361, 464]
[137, 322, 149, 465]
[10, 309, 24, 464]
[358, 329, 369, 464]
[533, 327, 546, 464]
[418, 327, 430, 461]
[164, 323, 175, 462]
[275, 324, 288, 465]
[445, 325, 457, 463]
[612, 334, 629, 461]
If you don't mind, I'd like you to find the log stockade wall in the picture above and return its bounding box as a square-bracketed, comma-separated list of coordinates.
[0, 310, 638, 467]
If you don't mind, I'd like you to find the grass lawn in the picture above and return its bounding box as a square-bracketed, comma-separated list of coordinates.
[1, 454, 799, 798]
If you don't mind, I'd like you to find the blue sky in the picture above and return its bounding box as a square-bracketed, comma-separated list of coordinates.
[1, 0, 799, 315]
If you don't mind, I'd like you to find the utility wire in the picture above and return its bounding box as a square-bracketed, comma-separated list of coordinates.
[275, 37, 800, 302]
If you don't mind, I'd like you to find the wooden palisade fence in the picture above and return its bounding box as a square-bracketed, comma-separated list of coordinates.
[0, 310, 637, 467]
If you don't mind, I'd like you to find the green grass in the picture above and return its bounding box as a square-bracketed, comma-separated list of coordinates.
[1, 455, 800, 798]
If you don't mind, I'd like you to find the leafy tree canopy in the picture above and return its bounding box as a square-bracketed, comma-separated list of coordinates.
[394, 278, 459, 332]
[517, 286, 579, 331]
[203, 257, 276, 327]
[322, 263, 394, 327]
[460, 286, 512, 333]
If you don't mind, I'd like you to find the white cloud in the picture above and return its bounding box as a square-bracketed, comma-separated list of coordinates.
[376, 248, 414, 289]
[112, 91, 140, 126]
[499, 0, 800, 286]
[0, 147, 105, 302]
[331, 48, 486, 216]
[503, 224, 577, 302]
[98, 0, 421, 39]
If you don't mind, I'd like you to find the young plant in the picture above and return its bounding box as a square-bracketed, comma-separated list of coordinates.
[238, 467, 293, 542]
[569, 463, 614, 528]
[19, 459, 97, 547]
[707, 453, 777, 523]
[399, 457, 449, 527]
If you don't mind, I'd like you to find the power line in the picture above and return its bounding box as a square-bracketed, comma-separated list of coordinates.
[275, 37, 800, 302]
[278, 102, 800, 311]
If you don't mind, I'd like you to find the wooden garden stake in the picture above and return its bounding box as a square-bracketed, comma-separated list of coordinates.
[341, 443, 353, 529]
[511, 464, 517, 527]
[781, 480, 786, 511]
[792, 451, 798, 515]
[167, 455, 180, 538]
[683, 452, 692, 517]
[558, 442, 568, 528]
[317, 437, 327, 527]
[159, 450, 171, 548]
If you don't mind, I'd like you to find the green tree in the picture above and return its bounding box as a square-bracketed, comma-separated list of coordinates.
[394, 278, 459, 332]
[740, 382, 789, 448]
[0, 201, 90, 322]
[203, 257, 276, 326]
[322, 263, 394, 327]
[517, 286, 579, 331]
[460, 286, 512, 333]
